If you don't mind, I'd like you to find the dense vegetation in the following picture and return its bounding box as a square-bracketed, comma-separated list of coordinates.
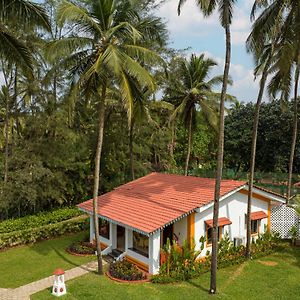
[0, 0, 298, 222]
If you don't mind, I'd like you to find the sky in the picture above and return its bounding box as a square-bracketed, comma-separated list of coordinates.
[156, 0, 260, 103]
[0, 0, 260, 103]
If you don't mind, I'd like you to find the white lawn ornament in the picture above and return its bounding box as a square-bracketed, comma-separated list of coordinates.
[52, 268, 67, 297]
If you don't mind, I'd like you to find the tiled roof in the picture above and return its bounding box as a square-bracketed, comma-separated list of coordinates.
[78, 173, 246, 234]
[250, 211, 268, 221]
[205, 217, 232, 228]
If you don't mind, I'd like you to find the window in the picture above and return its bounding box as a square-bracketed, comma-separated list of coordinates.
[251, 220, 259, 235]
[132, 231, 149, 257]
[206, 226, 222, 245]
[99, 219, 110, 240]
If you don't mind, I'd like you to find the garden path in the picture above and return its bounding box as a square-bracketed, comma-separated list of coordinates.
[0, 260, 105, 300]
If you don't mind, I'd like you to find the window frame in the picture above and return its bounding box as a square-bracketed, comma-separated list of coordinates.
[131, 231, 149, 258]
[251, 219, 260, 235]
[206, 225, 223, 247]
[99, 218, 110, 240]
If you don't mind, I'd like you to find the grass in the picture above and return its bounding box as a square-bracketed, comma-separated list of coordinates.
[0, 231, 95, 288]
[32, 246, 300, 300]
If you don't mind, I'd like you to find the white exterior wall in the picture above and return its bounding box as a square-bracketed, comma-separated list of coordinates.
[195, 192, 269, 256]
[173, 217, 187, 244]
[149, 231, 161, 274]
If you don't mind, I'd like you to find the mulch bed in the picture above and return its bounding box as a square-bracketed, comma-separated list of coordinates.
[65, 247, 95, 257]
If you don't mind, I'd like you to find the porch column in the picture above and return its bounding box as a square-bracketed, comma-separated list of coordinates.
[89, 215, 94, 243]
[111, 223, 117, 249]
[149, 231, 160, 274]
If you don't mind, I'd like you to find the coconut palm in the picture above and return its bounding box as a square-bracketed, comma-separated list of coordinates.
[166, 54, 228, 176]
[178, 0, 236, 293]
[48, 0, 161, 274]
[245, 2, 300, 259]
[0, 0, 50, 73]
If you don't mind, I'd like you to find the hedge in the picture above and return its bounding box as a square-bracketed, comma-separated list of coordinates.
[0, 207, 83, 234]
[0, 216, 89, 250]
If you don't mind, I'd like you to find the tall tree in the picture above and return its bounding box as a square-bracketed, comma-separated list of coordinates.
[166, 54, 225, 176]
[50, 0, 160, 274]
[0, 0, 50, 72]
[178, 0, 236, 293]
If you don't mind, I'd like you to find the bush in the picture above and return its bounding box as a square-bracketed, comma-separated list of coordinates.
[0, 207, 83, 234]
[109, 260, 145, 281]
[67, 241, 96, 255]
[0, 217, 89, 249]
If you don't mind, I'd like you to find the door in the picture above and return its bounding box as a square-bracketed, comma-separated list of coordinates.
[162, 224, 173, 246]
[117, 225, 125, 251]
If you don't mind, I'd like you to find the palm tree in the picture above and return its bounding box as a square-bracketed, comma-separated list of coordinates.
[244, 0, 284, 258]
[166, 54, 226, 176]
[245, 0, 300, 257]
[49, 0, 160, 274]
[178, 0, 236, 293]
[0, 0, 50, 73]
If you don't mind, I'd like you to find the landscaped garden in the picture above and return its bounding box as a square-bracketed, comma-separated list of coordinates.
[0, 232, 94, 288]
[31, 246, 300, 300]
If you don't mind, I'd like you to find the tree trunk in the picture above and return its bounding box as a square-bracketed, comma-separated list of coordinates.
[287, 66, 299, 202]
[184, 110, 193, 176]
[92, 83, 107, 275]
[4, 94, 9, 184]
[210, 23, 231, 294]
[129, 121, 135, 181]
[246, 57, 272, 259]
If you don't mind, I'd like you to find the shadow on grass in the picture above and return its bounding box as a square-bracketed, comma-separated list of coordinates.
[187, 279, 210, 293]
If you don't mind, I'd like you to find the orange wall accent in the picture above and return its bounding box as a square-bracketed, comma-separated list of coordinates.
[187, 213, 195, 246]
[125, 255, 149, 272]
[268, 201, 271, 232]
[239, 189, 271, 203]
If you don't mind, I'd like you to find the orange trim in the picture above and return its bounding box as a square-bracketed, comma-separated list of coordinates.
[239, 189, 271, 203]
[187, 213, 195, 246]
[125, 255, 149, 272]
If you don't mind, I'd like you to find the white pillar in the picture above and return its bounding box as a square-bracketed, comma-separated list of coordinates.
[89, 215, 94, 243]
[149, 231, 161, 274]
[111, 223, 117, 249]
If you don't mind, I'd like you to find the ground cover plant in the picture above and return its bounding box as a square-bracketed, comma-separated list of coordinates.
[0, 232, 94, 288]
[109, 261, 146, 281]
[67, 240, 96, 255]
[31, 246, 300, 300]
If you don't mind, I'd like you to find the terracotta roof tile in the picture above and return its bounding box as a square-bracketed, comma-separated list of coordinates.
[78, 173, 246, 234]
[250, 211, 268, 221]
[205, 217, 232, 228]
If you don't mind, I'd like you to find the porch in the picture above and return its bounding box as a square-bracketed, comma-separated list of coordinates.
[89, 214, 191, 274]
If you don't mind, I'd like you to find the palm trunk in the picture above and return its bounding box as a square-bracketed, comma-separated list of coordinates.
[93, 83, 107, 275]
[4, 95, 9, 184]
[287, 66, 299, 202]
[129, 121, 135, 181]
[246, 57, 272, 258]
[184, 110, 193, 176]
[210, 23, 231, 294]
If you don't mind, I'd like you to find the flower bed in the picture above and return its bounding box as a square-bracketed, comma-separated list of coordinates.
[108, 260, 148, 282]
[66, 241, 96, 256]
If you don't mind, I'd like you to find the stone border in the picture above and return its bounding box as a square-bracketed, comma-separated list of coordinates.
[106, 271, 150, 284]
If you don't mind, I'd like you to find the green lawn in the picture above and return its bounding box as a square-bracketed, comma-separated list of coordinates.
[0, 232, 95, 288]
[32, 247, 300, 300]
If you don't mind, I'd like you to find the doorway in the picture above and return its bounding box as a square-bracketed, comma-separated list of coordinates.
[162, 224, 174, 246]
[117, 225, 125, 251]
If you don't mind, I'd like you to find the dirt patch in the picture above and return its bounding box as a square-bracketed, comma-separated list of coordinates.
[257, 260, 278, 266]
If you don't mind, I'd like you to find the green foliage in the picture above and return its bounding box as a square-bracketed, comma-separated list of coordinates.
[289, 226, 298, 245]
[0, 207, 83, 234]
[67, 240, 96, 255]
[0, 216, 89, 249]
[153, 238, 206, 282]
[109, 260, 145, 281]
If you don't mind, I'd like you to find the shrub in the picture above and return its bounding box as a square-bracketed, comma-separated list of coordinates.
[109, 260, 145, 281]
[0, 217, 89, 249]
[0, 207, 83, 234]
[67, 241, 96, 255]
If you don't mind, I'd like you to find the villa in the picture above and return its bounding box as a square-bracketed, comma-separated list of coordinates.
[78, 172, 286, 274]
